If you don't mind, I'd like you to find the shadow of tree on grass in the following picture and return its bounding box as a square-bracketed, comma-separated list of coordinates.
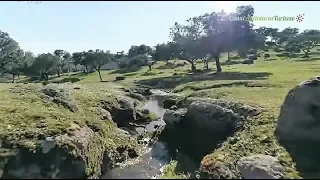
[137, 71, 273, 89]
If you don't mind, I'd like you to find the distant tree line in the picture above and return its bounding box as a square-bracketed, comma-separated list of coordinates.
[1, 5, 320, 82]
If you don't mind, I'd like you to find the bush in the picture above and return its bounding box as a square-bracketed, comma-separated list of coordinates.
[128, 54, 149, 67]
[56, 77, 81, 83]
[263, 54, 271, 58]
[119, 62, 127, 69]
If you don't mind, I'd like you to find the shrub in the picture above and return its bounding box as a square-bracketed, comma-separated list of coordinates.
[264, 54, 271, 58]
[57, 77, 81, 83]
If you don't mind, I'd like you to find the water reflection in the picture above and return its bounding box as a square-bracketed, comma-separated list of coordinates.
[101, 92, 170, 179]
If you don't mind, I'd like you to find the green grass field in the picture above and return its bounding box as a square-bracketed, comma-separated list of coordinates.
[6, 48, 320, 178]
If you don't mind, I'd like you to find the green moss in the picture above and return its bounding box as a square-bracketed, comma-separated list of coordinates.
[137, 112, 158, 123]
[161, 160, 191, 179]
[0, 83, 141, 178]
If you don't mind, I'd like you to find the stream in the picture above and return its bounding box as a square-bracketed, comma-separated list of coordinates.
[101, 90, 172, 179]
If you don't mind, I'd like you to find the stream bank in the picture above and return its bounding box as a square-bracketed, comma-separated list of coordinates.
[102, 89, 200, 179]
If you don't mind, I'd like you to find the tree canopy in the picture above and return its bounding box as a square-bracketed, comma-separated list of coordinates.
[1, 4, 320, 82]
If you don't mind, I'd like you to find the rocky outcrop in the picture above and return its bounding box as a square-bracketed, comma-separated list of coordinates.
[0, 84, 145, 179]
[237, 155, 284, 179]
[89, 107, 113, 121]
[41, 84, 78, 112]
[131, 87, 152, 96]
[106, 96, 139, 127]
[275, 76, 320, 178]
[186, 101, 244, 130]
[2, 123, 94, 179]
[163, 108, 187, 125]
[180, 97, 261, 118]
[160, 97, 260, 160]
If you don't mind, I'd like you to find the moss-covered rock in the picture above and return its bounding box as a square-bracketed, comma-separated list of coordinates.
[0, 83, 141, 179]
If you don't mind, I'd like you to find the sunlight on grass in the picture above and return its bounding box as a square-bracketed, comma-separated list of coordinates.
[43, 49, 320, 178]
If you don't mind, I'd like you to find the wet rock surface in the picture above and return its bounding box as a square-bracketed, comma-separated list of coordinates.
[275, 76, 320, 178]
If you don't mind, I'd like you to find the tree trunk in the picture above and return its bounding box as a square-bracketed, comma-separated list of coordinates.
[173, 59, 177, 65]
[214, 55, 222, 72]
[227, 51, 230, 61]
[17, 74, 20, 80]
[12, 74, 15, 83]
[57, 70, 60, 77]
[85, 65, 88, 74]
[202, 60, 209, 70]
[190, 61, 196, 72]
[45, 73, 49, 81]
[98, 70, 103, 82]
[148, 65, 152, 71]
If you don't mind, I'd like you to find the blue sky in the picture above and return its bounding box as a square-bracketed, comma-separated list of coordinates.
[0, 1, 318, 55]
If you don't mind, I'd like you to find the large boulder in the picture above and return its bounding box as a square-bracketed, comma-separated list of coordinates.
[186, 101, 244, 130]
[1, 123, 94, 179]
[237, 155, 284, 179]
[179, 97, 261, 118]
[109, 96, 138, 127]
[275, 77, 320, 178]
[160, 98, 246, 160]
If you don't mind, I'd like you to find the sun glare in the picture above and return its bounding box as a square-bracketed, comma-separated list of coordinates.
[215, 1, 239, 13]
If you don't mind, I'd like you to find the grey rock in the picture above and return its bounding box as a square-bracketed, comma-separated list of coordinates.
[117, 96, 135, 110]
[41, 84, 78, 112]
[242, 59, 254, 64]
[55, 123, 94, 150]
[237, 155, 284, 179]
[186, 101, 243, 130]
[132, 87, 152, 96]
[163, 108, 187, 125]
[182, 97, 260, 118]
[129, 92, 147, 102]
[109, 96, 140, 127]
[2, 123, 95, 179]
[275, 76, 320, 178]
[40, 137, 56, 154]
[89, 107, 112, 120]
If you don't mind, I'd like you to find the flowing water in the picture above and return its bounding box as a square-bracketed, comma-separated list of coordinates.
[101, 90, 171, 179]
